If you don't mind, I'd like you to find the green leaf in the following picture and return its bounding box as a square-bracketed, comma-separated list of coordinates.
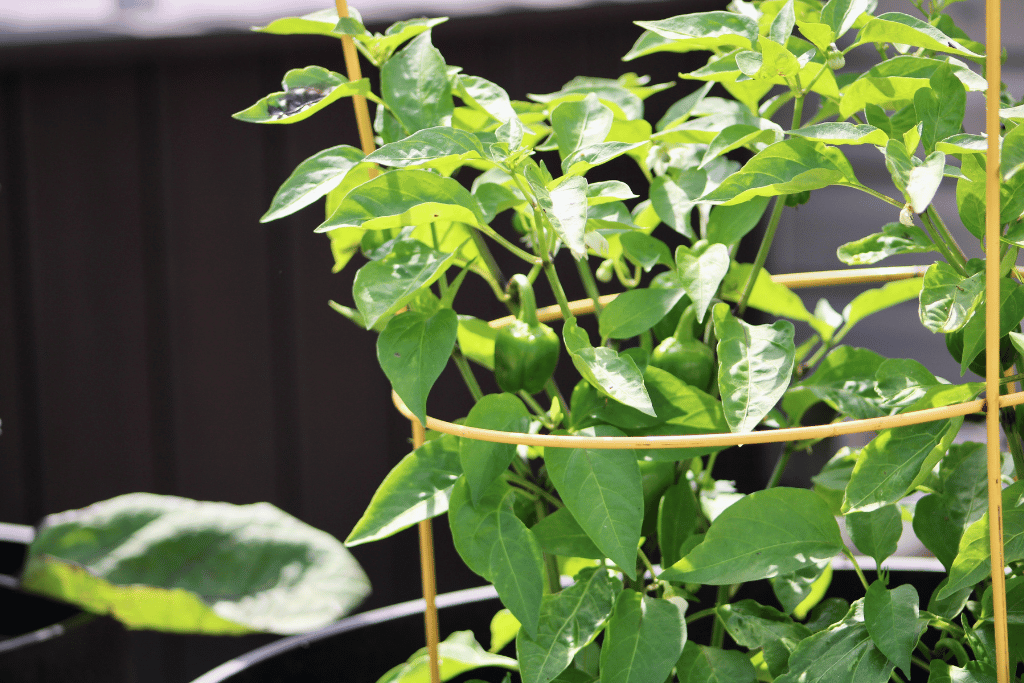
[789, 123, 889, 147]
[676, 642, 758, 683]
[378, 308, 458, 426]
[940, 480, 1024, 598]
[600, 591, 688, 683]
[768, 0, 796, 44]
[517, 568, 620, 683]
[912, 442, 987, 569]
[449, 477, 544, 637]
[796, 346, 887, 420]
[918, 261, 984, 333]
[619, 232, 673, 271]
[840, 77, 930, 120]
[1003, 121, 1024, 182]
[655, 83, 714, 130]
[551, 94, 614, 163]
[837, 223, 934, 265]
[456, 74, 517, 123]
[563, 318, 655, 417]
[855, 13, 980, 58]
[380, 32, 454, 134]
[649, 171, 706, 240]
[490, 609, 521, 653]
[700, 123, 783, 168]
[863, 582, 921, 677]
[819, 0, 874, 40]
[956, 279, 1024, 375]
[254, 8, 353, 37]
[772, 561, 833, 616]
[458, 315, 497, 370]
[531, 175, 588, 260]
[355, 18, 450, 66]
[347, 436, 462, 546]
[846, 505, 903, 567]
[661, 488, 843, 585]
[658, 482, 699, 567]
[21, 493, 370, 635]
[712, 303, 795, 434]
[563, 141, 647, 176]
[599, 288, 688, 340]
[843, 384, 981, 513]
[701, 138, 856, 206]
[377, 630, 518, 683]
[232, 68, 372, 124]
[461, 394, 531, 504]
[774, 600, 894, 683]
[676, 243, 730, 323]
[843, 277, 924, 330]
[706, 196, 770, 246]
[720, 264, 831, 339]
[544, 425, 644, 578]
[716, 599, 812, 649]
[365, 127, 485, 169]
[319, 169, 486, 233]
[927, 661, 998, 683]
[906, 151, 945, 213]
[631, 12, 759, 55]
[261, 145, 365, 222]
[916, 64, 966, 154]
[531, 508, 604, 560]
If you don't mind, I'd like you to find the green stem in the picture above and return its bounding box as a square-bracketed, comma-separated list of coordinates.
[638, 547, 657, 579]
[479, 225, 542, 265]
[542, 261, 576, 322]
[762, 92, 795, 119]
[766, 446, 793, 488]
[685, 608, 717, 624]
[1000, 372, 1024, 385]
[890, 669, 907, 683]
[469, 229, 508, 291]
[545, 378, 571, 428]
[842, 183, 904, 209]
[453, 347, 484, 402]
[737, 196, 785, 315]
[505, 472, 563, 509]
[711, 584, 730, 648]
[842, 548, 871, 590]
[534, 499, 563, 594]
[508, 273, 540, 326]
[920, 211, 967, 276]
[576, 258, 604, 317]
[791, 94, 805, 130]
[926, 205, 968, 271]
[700, 451, 720, 489]
[519, 390, 555, 429]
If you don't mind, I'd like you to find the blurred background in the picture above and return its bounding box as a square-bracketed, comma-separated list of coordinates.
[0, 0, 1020, 680]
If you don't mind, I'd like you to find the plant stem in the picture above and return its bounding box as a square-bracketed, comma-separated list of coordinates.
[452, 347, 484, 402]
[638, 547, 657, 580]
[766, 446, 793, 488]
[576, 258, 604, 317]
[469, 229, 508, 291]
[519, 390, 555, 429]
[711, 584, 730, 648]
[999, 408, 1024, 479]
[542, 260, 576, 322]
[842, 548, 871, 590]
[737, 196, 785, 315]
[505, 472, 563, 509]
[479, 225, 542, 265]
[920, 210, 967, 276]
[685, 608, 717, 624]
[926, 205, 968, 270]
[534, 499, 563, 594]
[842, 183, 904, 209]
[545, 378, 571, 428]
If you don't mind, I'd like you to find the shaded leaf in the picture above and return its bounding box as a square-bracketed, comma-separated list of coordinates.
[676, 642, 757, 683]
[847, 505, 903, 567]
[599, 288, 689, 340]
[461, 394, 531, 503]
[676, 243, 730, 323]
[378, 309, 458, 426]
[531, 508, 604, 560]
[863, 582, 921, 677]
[600, 591, 688, 683]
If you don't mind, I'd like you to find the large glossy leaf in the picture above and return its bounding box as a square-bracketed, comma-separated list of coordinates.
[843, 384, 980, 513]
[378, 308, 458, 426]
[599, 288, 688, 340]
[563, 318, 655, 417]
[905, 151, 945, 213]
[789, 123, 888, 147]
[365, 128, 486, 169]
[712, 303, 795, 433]
[839, 77, 930, 120]
[701, 139, 856, 205]
[864, 582, 920, 677]
[847, 505, 902, 567]
[318, 169, 486, 233]
[460, 394, 531, 503]
[720, 264, 831, 340]
[456, 74, 517, 123]
[517, 568, 620, 683]
[837, 223, 933, 265]
[939, 480, 1024, 598]
[820, 0, 874, 40]
[261, 145, 365, 222]
[716, 599, 811, 649]
[956, 279, 1024, 375]
[631, 12, 759, 54]
[705, 196, 770, 246]
[21, 493, 370, 635]
[774, 600, 894, 683]
[842, 277, 924, 330]
[916, 64, 966, 154]
[551, 94, 614, 163]
[912, 442, 987, 569]
[449, 478, 544, 637]
[232, 68, 372, 124]
[918, 261, 984, 333]
[531, 508, 603, 560]
[676, 642, 757, 683]
[544, 425, 643, 578]
[649, 171, 706, 240]
[661, 488, 843, 585]
[855, 13, 980, 58]
[346, 436, 462, 546]
[378, 630, 518, 683]
[676, 243, 729, 323]
[600, 591, 687, 683]
[380, 32, 453, 135]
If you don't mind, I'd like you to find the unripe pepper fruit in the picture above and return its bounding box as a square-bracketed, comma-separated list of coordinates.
[649, 305, 715, 392]
[945, 327, 1014, 377]
[494, 274, 560, 394]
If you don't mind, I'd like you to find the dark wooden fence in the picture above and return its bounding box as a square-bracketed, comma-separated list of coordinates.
[0, 2, 707, 680]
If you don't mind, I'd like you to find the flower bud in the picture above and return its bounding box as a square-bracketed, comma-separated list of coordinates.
[595, 259, 615, 283]
[826, 44, 845, 70]
[899, 204, 915, 227]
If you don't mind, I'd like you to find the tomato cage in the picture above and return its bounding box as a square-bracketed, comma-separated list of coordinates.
[329, 0, 1015, 678]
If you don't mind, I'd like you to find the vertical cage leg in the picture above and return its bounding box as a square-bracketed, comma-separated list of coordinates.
[412, 417, 442, 683]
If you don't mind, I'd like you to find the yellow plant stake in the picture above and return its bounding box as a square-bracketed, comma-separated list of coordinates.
[985, 0, 1010, 676]
[333, 3, 439, 682]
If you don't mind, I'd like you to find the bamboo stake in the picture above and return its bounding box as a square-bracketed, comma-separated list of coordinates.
[984, 0, 1010, 675]
[332, 2, 437, 681]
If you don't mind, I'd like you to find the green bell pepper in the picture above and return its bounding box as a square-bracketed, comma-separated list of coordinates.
[649, 304, 715, 392]
[494, 274, 560, 394]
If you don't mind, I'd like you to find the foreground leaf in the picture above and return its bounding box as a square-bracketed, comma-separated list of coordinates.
[847, 505, 902, 567]
[676, 243, 730, 323]
[262, 145, 365, 222]
[912, 442, 988, 569]
[461, 394, 531, 503]
[365, 127, 486, 169]
[378, 630, 518, 683]
[517, 568, 620, 683]
[232, 67, 372, 124]
[661, 488, 843, 585]
[599, 288, 688, 340]
[676, 642, 757, 683]
[918, 261, 984, 334]
[378, 309, 458, 426]
[600, 591, 688, 683]
[837, 223, 933, 265]
[713, 303, 795, 433]
[863, 582, 921, 677]
[21, 493, 370, 634]
[545, 425, 643, 578]
[563, 318, 655, 416]
[352, 240, 457, 329]
[380, 32, 454, 135]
